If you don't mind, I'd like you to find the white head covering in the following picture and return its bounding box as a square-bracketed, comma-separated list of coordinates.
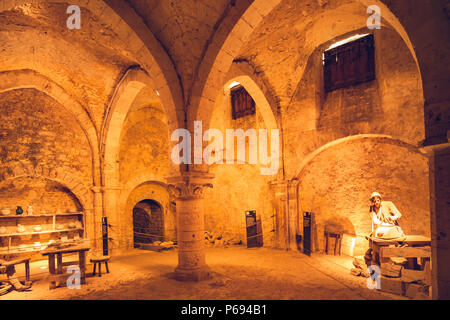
[370, 192, 382, 200]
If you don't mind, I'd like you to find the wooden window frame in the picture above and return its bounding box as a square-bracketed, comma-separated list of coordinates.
[323, 34, 375, 93]
[230, 85, 256, 120]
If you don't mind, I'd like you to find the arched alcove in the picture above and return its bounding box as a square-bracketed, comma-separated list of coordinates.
[132, 199, 164, 247]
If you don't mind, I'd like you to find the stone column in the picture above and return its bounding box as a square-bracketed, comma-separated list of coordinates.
[91, 186, 104, 253]
[270, 181, 289, 250]
[422, 142, 450, 299]
[167, 172, 214, 281]
[102, 186, 122, 252]
[288, 179, 300, 251]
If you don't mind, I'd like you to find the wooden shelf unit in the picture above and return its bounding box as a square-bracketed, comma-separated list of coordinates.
[0, 212, 85, 257]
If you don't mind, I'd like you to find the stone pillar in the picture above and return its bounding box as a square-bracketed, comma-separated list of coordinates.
[102, 186, 122, 252]
[91, 186, 104, 253]
[288, 179, 300, 251]
[422, 142, 450, 299]
[167, 172, 214, 281]
[270, 181, 289, 250]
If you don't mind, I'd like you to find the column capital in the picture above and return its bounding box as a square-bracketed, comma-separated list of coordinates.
[167, 171, 214, 200]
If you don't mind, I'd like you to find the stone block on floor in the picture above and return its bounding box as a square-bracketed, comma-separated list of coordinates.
[381, 263, 402, 278]
[379, 275, 404, 295]
[404, 282, 430, 299]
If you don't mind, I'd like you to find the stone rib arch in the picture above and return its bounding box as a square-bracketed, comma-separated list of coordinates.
[294, 134, 426, 181]
[121, 180, 174, 249]
[1, 0, 184, 137]
[192, 0, 422, 131]
[0, 161, 92, 210]
[102, 67, 179, 189]
[223, 75, 278, 131]
[0, 69, 100, 186]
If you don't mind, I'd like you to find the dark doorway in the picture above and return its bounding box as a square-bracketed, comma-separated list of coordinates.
[133, 199, 164, 248]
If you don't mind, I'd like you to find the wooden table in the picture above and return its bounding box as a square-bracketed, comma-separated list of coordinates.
[41, 243, 90, 288]
[367, 235, 431, 267]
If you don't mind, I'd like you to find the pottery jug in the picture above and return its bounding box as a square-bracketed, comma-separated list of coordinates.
[16, 206, 23, 215]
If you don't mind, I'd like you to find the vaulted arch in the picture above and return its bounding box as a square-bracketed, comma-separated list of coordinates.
[0, 69, 100, 186]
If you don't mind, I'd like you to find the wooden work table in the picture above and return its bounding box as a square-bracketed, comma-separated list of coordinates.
[41, 243, 90, 289]
[367, 235, 431, 267]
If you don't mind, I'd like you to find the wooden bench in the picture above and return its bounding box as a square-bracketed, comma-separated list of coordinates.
[90, 256, 110, 277]
[0, 257, 31, 283]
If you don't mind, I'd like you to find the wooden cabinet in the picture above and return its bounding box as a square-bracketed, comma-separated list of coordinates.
[0, 213, 84, 257]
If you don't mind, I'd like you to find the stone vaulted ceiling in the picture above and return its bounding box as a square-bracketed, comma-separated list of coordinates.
[126, 0, 233, 99]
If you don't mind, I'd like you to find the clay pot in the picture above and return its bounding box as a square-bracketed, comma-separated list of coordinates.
[0, 227, 6, 234]
[16, 206, 23, 215]
[17, 224, 26, 233]
[1, 208, 10, 216]
[68, 222, 76, 229]
[27, 206, 33, 216]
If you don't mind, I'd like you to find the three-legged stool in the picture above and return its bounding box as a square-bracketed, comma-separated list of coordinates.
[90, 256, 110, 277]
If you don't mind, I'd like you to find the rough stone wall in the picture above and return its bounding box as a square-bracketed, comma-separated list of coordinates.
[0, 176, 81, 214]
[119, 104, 170, 184]
[203, 90, 276, 247]
[283, 28, 424, 179]
[297, 139, 430, 256]
[277, 27, 427, 254]
[0, 88, 92, 194]
[0, 3, 137, 130]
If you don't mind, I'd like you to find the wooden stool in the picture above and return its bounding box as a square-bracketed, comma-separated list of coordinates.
[324, 231, 342, 255]
[90, 256, 110, 277]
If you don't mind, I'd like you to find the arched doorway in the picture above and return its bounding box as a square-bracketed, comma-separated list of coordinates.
[132, 200, 164, 248]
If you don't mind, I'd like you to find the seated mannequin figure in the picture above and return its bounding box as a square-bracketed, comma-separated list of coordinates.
[369, 192, 406, 240]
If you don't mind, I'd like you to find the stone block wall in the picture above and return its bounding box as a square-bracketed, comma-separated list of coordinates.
[297, 138, 430, 256]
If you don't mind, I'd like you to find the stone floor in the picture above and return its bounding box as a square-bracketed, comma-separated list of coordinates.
[1, 246, 407, 300]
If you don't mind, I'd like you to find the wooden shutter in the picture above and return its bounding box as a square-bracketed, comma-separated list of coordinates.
[324, 34, 375, 92]
[231, 86, 256, 120]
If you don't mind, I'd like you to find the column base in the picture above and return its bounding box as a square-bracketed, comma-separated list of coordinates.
[174, 266, 212, 282]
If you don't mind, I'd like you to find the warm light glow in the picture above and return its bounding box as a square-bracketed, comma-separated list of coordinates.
[40, 266, 48, 270]
[229, 81, 240, 89]
[156, 90, 160, 96]
[350, 237, 357, 256]
[325, 34, 370, 51]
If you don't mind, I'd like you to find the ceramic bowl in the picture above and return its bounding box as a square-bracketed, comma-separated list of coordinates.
[1, 208, 10, 216]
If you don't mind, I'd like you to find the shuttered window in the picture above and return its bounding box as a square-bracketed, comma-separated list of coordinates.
[323, 34, 375, 92]
[231, 85, 256, 120]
